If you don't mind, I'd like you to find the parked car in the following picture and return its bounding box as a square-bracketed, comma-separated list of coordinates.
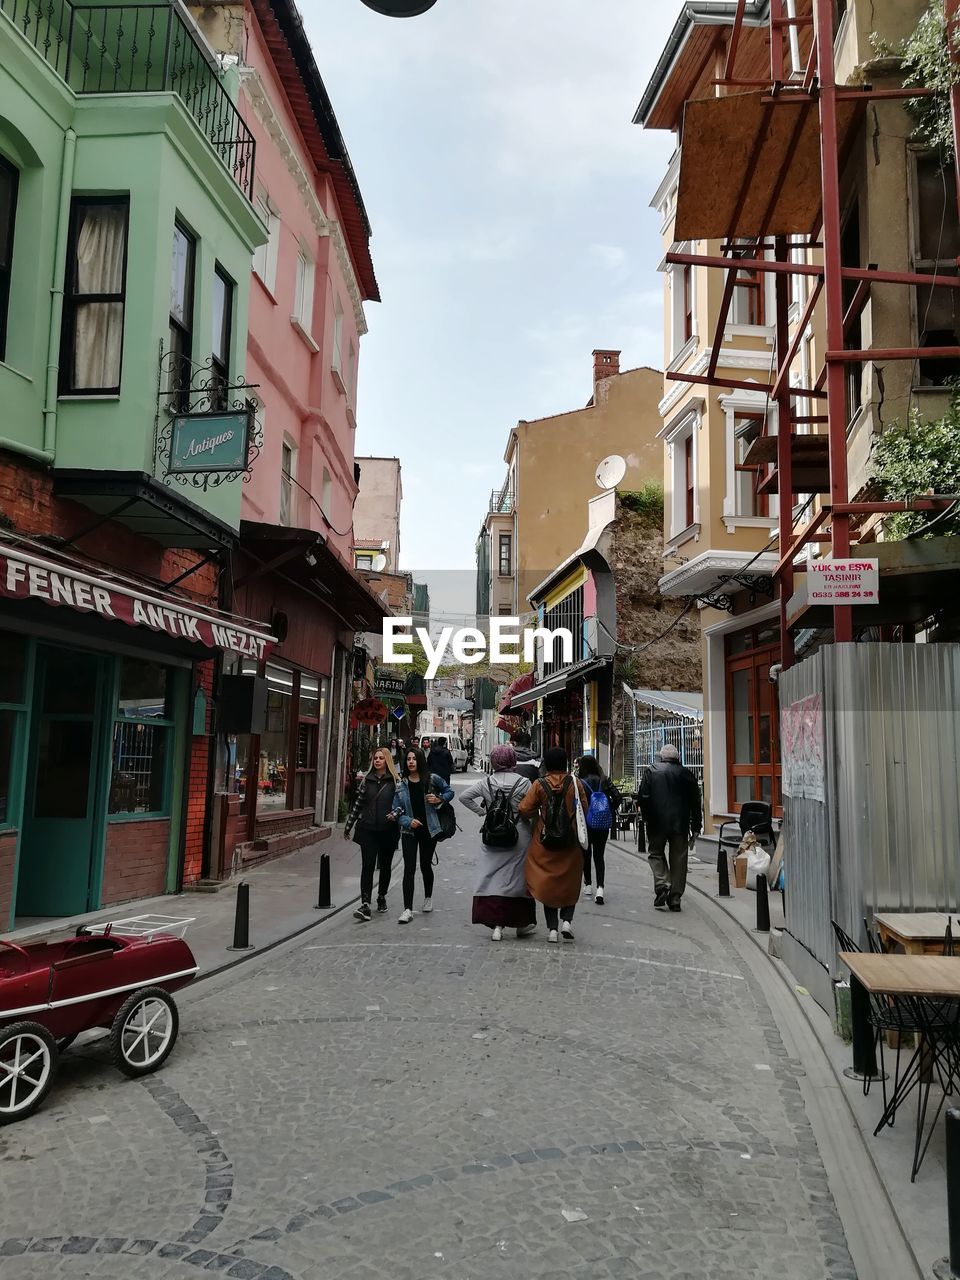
[421, 733, 469, 773]
[0, 916, 197, 1123]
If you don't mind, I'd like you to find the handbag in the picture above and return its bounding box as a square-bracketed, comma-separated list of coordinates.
[572, 778, 589, 851]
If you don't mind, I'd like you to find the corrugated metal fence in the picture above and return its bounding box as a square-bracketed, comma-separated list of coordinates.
[781, 643, 960, 976]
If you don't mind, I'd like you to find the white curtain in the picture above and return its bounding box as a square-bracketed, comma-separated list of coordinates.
[73, 204, 126, 390]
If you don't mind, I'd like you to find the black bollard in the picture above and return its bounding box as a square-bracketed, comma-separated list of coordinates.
[717, 847, 730, 897]
[755, 873, 770, 932]
[843, 973, 882, 1083]
[948, 1110, 960, 1276]
[228, 880, 253, 951]
[314, 852, 333, 910]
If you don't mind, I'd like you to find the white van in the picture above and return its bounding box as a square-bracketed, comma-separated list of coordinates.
[421, 733, 469, 773]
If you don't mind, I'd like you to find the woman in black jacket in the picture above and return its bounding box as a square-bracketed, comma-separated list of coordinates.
[576, 755, 621, 904]
[345, 748, 399, 922]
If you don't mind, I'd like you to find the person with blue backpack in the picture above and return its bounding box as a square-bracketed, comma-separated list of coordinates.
[576, 755, 622, 904]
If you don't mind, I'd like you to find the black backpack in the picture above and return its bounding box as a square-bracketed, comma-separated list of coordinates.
[480, 780, 522, 848]
[541, 776, 574, 849]
[430, 775, 457, 843]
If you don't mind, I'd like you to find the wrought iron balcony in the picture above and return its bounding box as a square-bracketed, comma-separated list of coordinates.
[488, 487, 514, 514]
[1, 0, 255, 199]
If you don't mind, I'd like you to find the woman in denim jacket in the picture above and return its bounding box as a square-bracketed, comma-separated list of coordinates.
[391, 746, 455, 924]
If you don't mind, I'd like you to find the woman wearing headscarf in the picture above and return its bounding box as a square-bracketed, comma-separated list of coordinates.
[459, 743, 537, 941]
[345, 747, 400, 922]
[518, 746, 588, 942]
[391, 746, 455, 924]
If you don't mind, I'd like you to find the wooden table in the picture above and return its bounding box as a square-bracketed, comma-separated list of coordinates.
[840, 951, 960, 997]
[873, 912, 956, 956]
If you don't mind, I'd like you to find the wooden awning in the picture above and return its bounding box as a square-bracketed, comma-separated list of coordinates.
[675, 92, 861, 242]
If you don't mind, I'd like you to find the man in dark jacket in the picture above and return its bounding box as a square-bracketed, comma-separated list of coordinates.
[639, 744, 702, 912]
[427, 739, 454, 784]
[510, 730, 541, 782]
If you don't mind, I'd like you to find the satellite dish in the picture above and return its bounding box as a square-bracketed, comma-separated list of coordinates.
[596, 455, 627, 490]
[372, 553, 388, 572]
[360, 0, 439, 14]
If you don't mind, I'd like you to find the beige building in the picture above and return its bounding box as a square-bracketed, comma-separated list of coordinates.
[478, 351, 664, 619]
[353, 456, 402, 572]
[638, 0, 953, 830]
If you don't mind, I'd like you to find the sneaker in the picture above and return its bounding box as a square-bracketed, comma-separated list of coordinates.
[547, 929, 559, 944]
[398, 908, 413, 925]
[376, 897, 388, 913]
[584, 884, 593, 897]
[654, 889, 669, 911]
[595, 887, 605, 904]
[517, 924, 537, 938]
[354, 902, 372, 922]
[491, 926, 503, 941]
[422, 898, 433, 913]
[561, 921, 575, 942]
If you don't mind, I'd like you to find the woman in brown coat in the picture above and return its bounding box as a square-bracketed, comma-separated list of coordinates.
[518, 746, 589, 942]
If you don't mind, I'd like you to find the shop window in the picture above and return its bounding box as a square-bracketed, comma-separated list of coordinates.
[168, 221, 196, 410]
[913, 154, 960, 387]
[0, 155, 18, 364]
[0, 632, 26, 828]
[294, 674, 320, 810]
[0, 631, 26, 704]
[0, 710, 14, 827]
[211, 264, 233, 410]
[257, 664, 294, 811]
[61, 196, 129, 394]
[109, 658, 174, 816]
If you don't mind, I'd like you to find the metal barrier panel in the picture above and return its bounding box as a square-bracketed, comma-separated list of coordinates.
[781, 643, 960, 977]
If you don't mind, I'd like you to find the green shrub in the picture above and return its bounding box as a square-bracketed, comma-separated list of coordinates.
[872, 390, 960, 538]
[619, 483, 664, 524]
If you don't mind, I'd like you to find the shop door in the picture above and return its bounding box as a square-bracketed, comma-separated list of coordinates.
[16, 647, 108, 917]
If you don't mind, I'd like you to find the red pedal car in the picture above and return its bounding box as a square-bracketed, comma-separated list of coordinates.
[0, 916, 198, 1123]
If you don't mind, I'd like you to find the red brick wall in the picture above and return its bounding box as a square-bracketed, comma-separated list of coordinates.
[254, 808, 315, 840]
[101, 819, 170, 906]
[0, 831, 17, 927]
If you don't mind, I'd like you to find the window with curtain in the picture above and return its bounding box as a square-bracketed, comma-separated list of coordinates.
[211, 265, 233, 410]
[62, 197, 129, 393]
[0, 156, 18, 364]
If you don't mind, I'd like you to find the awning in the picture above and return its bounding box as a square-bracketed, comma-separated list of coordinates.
[509, 658, 610, 711]
[498, 671, 535, 712]
[52, 470, 237, 551]
[629, 688, 704, 721]
[237, 521, 391, 632]
[675, 92, 861, 242]
[0, 535, 275, 659]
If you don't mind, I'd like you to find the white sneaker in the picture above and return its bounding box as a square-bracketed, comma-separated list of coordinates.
[422, 898, 433, 913]
[561, 921, 575, 942]
[547, 929, 559, 944]
[491, 926, 503, 941]
[398, 908, 413, 925]
[584, 884, 593, 897]
[595, 887, 605, 904]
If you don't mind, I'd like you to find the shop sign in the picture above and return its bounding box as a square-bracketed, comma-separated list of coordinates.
[390, 706, 405, 721]
[808, 559, 879, 605]
[1, 545, 274, 659]
[352, 698, 389, 726]
[374, 676, 405, 697]
[168, 410, 252, 474]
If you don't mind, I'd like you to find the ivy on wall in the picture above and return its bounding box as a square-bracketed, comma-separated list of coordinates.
[873, 1, 960, 158]
[872, 390, 960, 538]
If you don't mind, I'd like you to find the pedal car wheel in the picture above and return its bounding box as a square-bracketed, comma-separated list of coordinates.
[110, 988, 179, 1078]
[0, 1022, 58, 1123]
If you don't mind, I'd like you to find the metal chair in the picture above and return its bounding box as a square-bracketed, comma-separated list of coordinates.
[716, 802, 775, 861]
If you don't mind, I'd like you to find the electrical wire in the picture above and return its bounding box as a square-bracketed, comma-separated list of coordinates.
[286, 470, 356, 538]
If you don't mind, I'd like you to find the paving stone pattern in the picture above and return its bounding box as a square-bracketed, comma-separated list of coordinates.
[0, 777, 857, 1279]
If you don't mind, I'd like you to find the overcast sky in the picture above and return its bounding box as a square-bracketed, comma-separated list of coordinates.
[307, 0, 679, 599]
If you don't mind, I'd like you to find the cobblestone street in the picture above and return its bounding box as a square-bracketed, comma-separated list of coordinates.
[0, 777, 858, 1280]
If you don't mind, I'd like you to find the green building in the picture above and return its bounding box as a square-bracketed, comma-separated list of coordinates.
[0, 0, 271, 929]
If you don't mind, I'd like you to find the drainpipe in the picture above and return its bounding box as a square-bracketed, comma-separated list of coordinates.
[1, 129, 76, 466]
[785, 0, 802, 78]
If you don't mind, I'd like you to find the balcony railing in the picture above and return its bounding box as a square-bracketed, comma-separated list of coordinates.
[488, 487, 514, 514]
[1, 0, 255, 199]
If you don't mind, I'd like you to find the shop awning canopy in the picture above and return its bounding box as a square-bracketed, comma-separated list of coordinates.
[53, 471, 238, 551]
[238, 522, 392, 632]
[629, 688, 704, 722]
[498, 671, 535, 712]
[509, 657, 610, 711]
[0, 534, 276, 659]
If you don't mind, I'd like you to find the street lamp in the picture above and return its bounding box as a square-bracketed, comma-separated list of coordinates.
[360, 0, 439, 13]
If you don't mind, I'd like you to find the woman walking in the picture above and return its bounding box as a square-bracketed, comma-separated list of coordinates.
[391, 747, 454, 924]
[518, 746, 588, 943]
[345, 748, 400, 922]
[576, 755, 621, 904]
[459, 744, 537, 941]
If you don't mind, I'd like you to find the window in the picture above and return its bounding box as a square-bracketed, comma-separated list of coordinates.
[732, 262, 765, 327]
[0, 632, 26, 829]
[168, 221, 195, 409]
[0, 157, 18, 363]
[293, 247, 314, 331]
[668, 254, 695, 359]
[841, 202, 865, 417]
[355, 552, 374, 570]
[733, 413, 769, 518]
[913, 154, 960, 387]
[497, 605, 513, 616]
[294, 674, 321, 809]
[684, 434, 695, 529]
[256, 664, 293, 812]
[252, 187, 280, 291]
[332, 293, 344, 373]
[61, 197, 129, 394]
[347, 339, 356, 402]
[280, 439, 295, 526]
[666, 405, 700, 537]
[211, 265, 233, 410]
[321, 467, 332, 516]
[109, 659, 174, 815]
[498, 534, 512, 577]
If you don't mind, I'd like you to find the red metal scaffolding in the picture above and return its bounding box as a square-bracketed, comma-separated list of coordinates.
[663, 0, 960, 667]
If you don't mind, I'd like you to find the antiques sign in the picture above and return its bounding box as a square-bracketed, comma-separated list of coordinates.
[169, 410, 252, 474]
